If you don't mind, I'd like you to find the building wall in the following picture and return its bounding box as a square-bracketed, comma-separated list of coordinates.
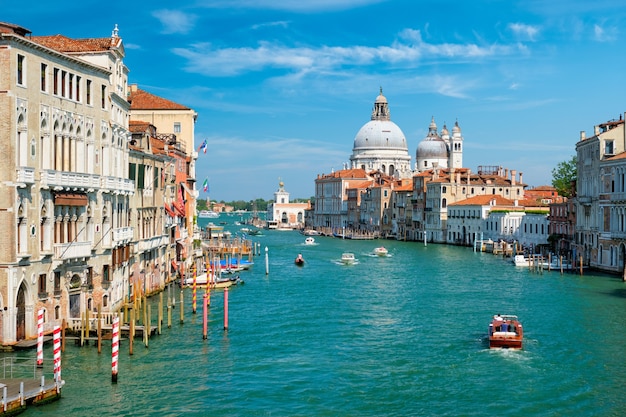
[0, 26, 131, 344]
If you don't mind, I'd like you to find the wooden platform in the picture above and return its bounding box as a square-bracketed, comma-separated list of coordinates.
[0, 377, 63, 415]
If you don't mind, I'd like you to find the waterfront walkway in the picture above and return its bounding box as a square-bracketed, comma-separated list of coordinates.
[0, 358, 63, 415]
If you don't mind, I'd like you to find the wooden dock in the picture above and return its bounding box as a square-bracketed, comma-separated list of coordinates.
[0, 378, 63, 415]
[0, 358, 63, 415]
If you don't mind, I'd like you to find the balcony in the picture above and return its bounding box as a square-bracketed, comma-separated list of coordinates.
[54, 241, 92, 260]
[112, 227, 134, 245]
[41, 170, 100, 190]
[137, 235, 168, 253]
[16, 167, 35, 185]
[609, 192, 626, 202]
[102, 176, 135, 194]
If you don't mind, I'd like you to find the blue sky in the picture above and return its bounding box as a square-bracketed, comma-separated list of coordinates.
[6, 1, 626, 202]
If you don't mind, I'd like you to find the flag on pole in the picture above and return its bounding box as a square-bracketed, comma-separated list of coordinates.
[197, 139, 208, 154]
[203, 178, 209, 193]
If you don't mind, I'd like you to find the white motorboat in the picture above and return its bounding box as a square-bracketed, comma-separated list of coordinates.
[305, 237, 315, 245]
[512, 254, 530, 266]
[373, 246, 388, 256]
[341, 252, 356, 265]
[198, 210, 219, 219]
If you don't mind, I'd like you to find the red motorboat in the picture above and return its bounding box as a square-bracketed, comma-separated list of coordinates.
[488, 314, 523, 349]
[295, 254, 305, 266]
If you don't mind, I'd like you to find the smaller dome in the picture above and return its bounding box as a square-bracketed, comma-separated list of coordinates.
[417, 136, 448, 159]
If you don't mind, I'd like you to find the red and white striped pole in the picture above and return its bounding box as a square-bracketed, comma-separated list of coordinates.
[223, 287, 229, 331]
[52, 325, 61, 383]
[36, 309, 44, 367]
[192, 265, 197, 314]
[111, 316, 119, 383]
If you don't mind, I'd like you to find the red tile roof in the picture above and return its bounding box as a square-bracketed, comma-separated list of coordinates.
[449, 195, 515, 206]
[128, 87, 190, 111]
[31, 34, 118, 53]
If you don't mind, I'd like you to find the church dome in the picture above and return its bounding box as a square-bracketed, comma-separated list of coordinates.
[353, 120, 408, 151]
[416, 136, 448, 158]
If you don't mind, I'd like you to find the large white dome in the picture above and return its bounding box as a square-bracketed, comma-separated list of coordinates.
[353, 120, 408, 151]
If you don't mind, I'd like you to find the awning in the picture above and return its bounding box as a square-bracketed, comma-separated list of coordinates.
[165, 203, 176, 218]
[54, 192, 88, 206]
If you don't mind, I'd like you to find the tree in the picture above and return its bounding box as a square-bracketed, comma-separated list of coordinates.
[551, 155, 577, 198]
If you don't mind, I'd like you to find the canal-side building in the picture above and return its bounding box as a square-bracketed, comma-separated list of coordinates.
[575, 115, 626, 273]
[127, 86, 199, 282]
[0, 23, 132, 344]
[447, 195, 517, 245]
[266, 180, 310, 230]
[416, 166, 526, 243]
[389, 181, 413, 240]
[313, 168, 370, 231]
[127, 121, 182, 299]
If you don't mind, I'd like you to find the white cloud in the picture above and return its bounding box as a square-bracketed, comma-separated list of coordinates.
[152, 9, 197, 34]
[171, 30, 519, 77]
[593, 24, 618, 42]
[508, 23, 540, 41]
[251, 21, 290, 30]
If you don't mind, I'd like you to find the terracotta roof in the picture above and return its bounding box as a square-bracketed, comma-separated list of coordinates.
[128, 120, 151, 133]
[394, 183, 413, 192]
[449, 195, 515, 206]
[31, 34, 118, 53]
[128, 87, 190, 111]
[317, 169, 368, 180]
[606, 151, 626, 160]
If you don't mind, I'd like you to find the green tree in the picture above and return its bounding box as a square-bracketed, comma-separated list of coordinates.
[551, 155, 577, 197]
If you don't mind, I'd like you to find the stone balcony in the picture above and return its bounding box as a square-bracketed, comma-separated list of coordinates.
[54, 241, 91, 260]
[16, 167, 35, 185]
[137, 235, 168, 253]
[41, 170, 100, 190]
[102, 176, 135, 194]
[112, 227, 134, 245]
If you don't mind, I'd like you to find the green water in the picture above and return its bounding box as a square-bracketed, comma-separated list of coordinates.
[16, 223, 626, 416]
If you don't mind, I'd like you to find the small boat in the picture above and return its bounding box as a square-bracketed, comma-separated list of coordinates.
[302, 229, 321, 236]
[295, 254, 305, 266]
[341, 252, 356, 265]
[198, 210, 219, 219]
[373, 246, 388, 256]
[488, 314, 523, 349]
[512, 254, 530, 266]
[182, 273, 242, 288]
[304, 237, 315, 245]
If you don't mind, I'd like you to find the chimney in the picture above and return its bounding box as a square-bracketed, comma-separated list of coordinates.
[504, 168, 509, 179]
[467, 170, 470, 185]
[511, 170, 517, 186]
[519, 172, 523, 184]
[580, 131, 586, 141]
[450, 168, 455, 184]
[456, 171, 461, 184]
[594, 125, 600, 136]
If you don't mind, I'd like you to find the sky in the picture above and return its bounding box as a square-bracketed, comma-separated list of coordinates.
[5, 1, 626, 202]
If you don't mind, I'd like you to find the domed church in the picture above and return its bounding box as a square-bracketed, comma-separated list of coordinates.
[415, 117, 464, 172]
[349, 88, 412, 179]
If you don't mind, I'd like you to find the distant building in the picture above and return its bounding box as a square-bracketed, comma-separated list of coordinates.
[266, 181, 309, 230]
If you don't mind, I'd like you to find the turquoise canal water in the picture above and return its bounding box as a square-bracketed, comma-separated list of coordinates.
[15, 218, 626, 416]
